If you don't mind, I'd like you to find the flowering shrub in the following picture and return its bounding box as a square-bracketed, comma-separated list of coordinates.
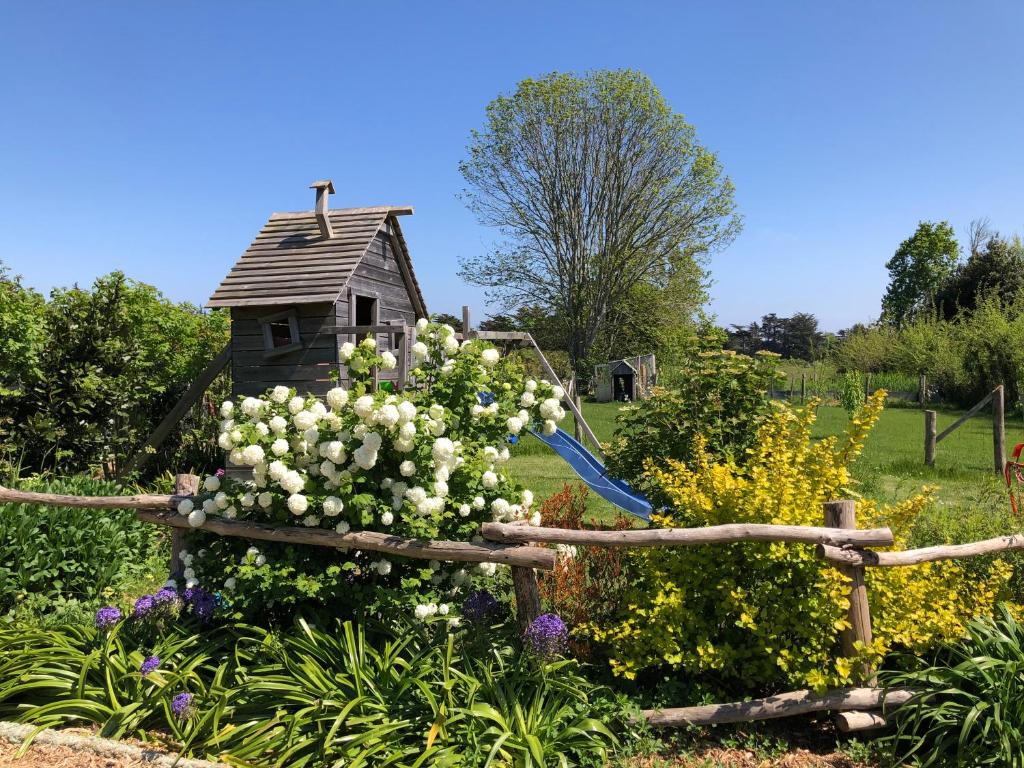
[180, 320, 568, 621]
[605, 347, 779, 504]
[586, 392, 1015, 691]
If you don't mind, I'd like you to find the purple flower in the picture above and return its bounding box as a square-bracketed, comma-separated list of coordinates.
[140, 656, 161, 675]
[94, 606, 122, 630]
[153, 588, 183, 617]
[171, 692, 194, 720]
[131, 588, 183, 624]
[153, 587, 180, 606]
[462, 590, 500, 624]
[183, 587, 216, 621]
[133, 594, 155, 619]
[524, 613, 568, 660]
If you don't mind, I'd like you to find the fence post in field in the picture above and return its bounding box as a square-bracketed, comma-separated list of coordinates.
[568, 377, 584, 443]
[461, 305, 472, 339]
[994, 384, 1006, 474]
[924, 410, 937, 466]
[170, 473, 199, 580]
[512, 565, 541, 634]
[824, 500, 875, 683]
[919, 374, 927, 407]
[864, 373, 872, 399]
[800, 373, 806, 404]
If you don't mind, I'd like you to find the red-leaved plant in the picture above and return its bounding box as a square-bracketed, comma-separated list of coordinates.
[536, 483, 633, 659]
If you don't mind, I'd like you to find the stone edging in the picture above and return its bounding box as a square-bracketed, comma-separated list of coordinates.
[0, 721, 227, 767]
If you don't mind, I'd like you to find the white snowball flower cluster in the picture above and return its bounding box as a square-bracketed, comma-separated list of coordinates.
[414, 601, 448, 620]
[187, 323, 569, 615]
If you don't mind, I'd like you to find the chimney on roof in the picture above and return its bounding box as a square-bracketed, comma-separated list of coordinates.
[310, 179, 335, 239]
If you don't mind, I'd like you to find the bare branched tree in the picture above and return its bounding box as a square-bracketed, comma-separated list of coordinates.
[458, 70, 740, 375]
[967, 217, 995, 259]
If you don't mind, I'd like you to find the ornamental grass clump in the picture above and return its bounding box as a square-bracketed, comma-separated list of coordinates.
[0, 616, 620, 765]
[586, 392, 1015, 691]
[177, 320, 568, 622]
[883, 604, 1024, 767]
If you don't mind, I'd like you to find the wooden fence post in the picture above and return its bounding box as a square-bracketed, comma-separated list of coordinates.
[170, 473, 199, 580]
[573, 385, 584, 443]
[994, 384, 1006, 474]
[824, 500, 875, 683]
[800, 373, 806, 405]
[512, 565, 541, 634]
[462, 305, 472, 339]
[919, 374, 927, 407]
[924, 410, 937, 466]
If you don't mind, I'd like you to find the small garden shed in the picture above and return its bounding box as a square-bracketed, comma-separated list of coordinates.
[593, 354, 657, 402]
[207, 180, 427, 397]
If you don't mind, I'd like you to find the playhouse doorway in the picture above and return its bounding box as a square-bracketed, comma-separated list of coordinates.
[610, 360, 637, 402]
[613, 373, 634, 401]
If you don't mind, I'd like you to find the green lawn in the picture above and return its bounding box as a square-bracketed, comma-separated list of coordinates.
[511, 398, 1024, 531]
[508, 401, 629, 524]
[812, 403, 1023, 544]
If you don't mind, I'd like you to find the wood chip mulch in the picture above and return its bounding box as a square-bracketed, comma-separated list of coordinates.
[1, 738, 154, 768]
[622, 747, 872, 767]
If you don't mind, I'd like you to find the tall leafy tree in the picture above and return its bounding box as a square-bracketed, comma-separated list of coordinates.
[781, 312, 825, 360]
[935, 232, 1024, 319]
[881, 221, 960, 325]
[725, 312, 824, 360]
[459, 69, 739, 378]
[429, 312, 464, 332]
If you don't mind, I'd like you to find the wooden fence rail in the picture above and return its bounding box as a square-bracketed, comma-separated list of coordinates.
[0, 483, 555, 571]
[924, 384, 1005, 472]
[818, 533, 1024, 567]
[481, 521, 894, 548]
[642, 687, 915, 728]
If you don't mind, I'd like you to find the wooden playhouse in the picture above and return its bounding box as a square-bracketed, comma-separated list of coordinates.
[593, 354, 657, 402]
[206, 180, 427, 397]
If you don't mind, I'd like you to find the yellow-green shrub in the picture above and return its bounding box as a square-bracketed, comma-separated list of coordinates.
[585, 392, 1014, 691]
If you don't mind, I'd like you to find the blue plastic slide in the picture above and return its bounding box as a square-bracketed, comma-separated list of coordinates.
[528, 427, 653, 520]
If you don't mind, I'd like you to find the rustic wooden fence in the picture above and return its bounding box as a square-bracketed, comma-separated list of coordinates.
[924, 384, 1005, 471]
[3, 481, 1024, 734]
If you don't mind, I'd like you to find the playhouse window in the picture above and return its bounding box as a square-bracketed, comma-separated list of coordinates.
[259, 309, 302, 357]
[355, 294, 377, 326]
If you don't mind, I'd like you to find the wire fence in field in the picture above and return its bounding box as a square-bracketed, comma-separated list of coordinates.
[770, 370, 921, 402]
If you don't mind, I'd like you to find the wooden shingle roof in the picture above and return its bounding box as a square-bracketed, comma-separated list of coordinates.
[206, 205, 422, 309]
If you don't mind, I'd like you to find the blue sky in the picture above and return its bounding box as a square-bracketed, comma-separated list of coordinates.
[1, 1, 1022, 331]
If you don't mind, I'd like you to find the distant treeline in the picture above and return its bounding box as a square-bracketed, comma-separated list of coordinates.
[723, 219, 1024, 407]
